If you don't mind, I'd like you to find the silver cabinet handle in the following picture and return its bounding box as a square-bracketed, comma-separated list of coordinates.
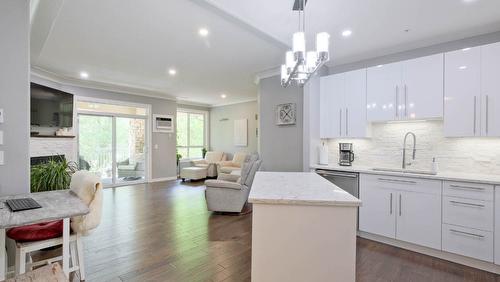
[345, 108, 349, 136]
[399, 194, 402, 216]
[395, 86, 399, 119]
[390, 193, 393, 215]
[377, 178, 417, 184]
[449, 184, 485, 191]
[404, 84, 408, 118]
[473, 96, 477, 135]
[449, 200, 485, 208]
[486, 95, 489, 135]
[339, 109, 342, 136]
[450, 229, 484, 239]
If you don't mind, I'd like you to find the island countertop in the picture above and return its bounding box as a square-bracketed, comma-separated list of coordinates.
[249, 172, 361, 207]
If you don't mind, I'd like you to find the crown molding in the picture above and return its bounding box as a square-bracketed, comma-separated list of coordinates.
[31, 66, 180, 102]
[210, 98, 257, 108]
[254, 66, 280, 85]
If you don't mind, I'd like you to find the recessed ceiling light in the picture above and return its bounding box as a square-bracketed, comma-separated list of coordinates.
[376, 65, 384, 68]
[199, 28, 209, 37]
[341, 30, 352, 37]
[220, 93, 227, 99]
[463, 0, 478, 3]
[79, 71, 89, 79]
[462, 47, 471, 51]
[168, 68, 177, 76]
[459, 65, 467, 70]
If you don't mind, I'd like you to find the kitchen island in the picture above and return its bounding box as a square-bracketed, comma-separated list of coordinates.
[248, 172, 361, 282]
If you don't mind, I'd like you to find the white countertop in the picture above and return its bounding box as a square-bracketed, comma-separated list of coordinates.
[311, 164, 500, 185]
[249, 172, 361, 207]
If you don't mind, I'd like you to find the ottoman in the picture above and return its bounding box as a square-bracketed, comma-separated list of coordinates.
[180, 166, 207, 181]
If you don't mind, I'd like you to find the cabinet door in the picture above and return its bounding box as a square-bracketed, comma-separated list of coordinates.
[481, 42, 500, 137]
[367, 62, 402, 122]
[344, 69, 368, 138]
[444, 47, 481, 137]
[320, 74, 344, 138]
[495, 186, 500, 265]
[402, 54, 444, 120]
[396, 191, 442, 250]
[359, 177, 396, 238]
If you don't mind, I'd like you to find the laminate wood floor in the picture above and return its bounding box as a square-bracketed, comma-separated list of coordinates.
[80, 180, 500, 282]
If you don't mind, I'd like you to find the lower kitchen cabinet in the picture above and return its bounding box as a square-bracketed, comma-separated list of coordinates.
[397, 191, 442, 249]
[442, 223, 493, 262]
[359, 174, 442, 250]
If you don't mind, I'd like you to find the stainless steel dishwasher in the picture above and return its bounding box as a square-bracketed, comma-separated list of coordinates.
[315, 169, 359, 199]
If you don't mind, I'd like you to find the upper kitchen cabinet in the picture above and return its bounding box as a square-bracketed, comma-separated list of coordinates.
[481, 42, 500, 137]
[444, 47, 481, 137]
[367, 55, 444, 122]
[320, 73, 344, 138]
[320, 69, 370, 139]
[402, 54, 444, 120]
[367, 62, 401, 122]
[444, 43, 500, 137]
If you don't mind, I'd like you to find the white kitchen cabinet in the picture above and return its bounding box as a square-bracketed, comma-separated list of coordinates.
[367, 62, 401, 122]
[402, 54, 444, 120]
[367, 54, 444, 122]
[442, 223, 493, 262]
[396, 190, 442, 250]
[495, 187, 500, 265]
[320, 74, 344, 138]
[481, 42, 500, 137]
[444, 47, 480, 137]
[320, 69, 369, 138]
[359, 174, 442, 250]
[359, 178, 396, 238]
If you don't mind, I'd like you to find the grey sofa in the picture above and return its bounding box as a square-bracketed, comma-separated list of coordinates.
[204, 154, 261, 213]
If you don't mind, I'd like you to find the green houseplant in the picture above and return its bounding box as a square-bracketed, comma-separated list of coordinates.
[31, 159, 78, 193]
[202, 148, 208, 159]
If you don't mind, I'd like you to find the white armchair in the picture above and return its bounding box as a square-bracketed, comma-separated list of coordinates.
[217, 152, 248, 174]
[181, 151, 226, 181]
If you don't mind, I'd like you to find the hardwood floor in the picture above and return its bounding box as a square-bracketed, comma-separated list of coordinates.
[81, 180, 500, 282]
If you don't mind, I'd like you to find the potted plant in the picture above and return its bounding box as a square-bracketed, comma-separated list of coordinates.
[31, 159, 78, 193]
[202, 148, 208, 159]
[176, 149, 183, 176]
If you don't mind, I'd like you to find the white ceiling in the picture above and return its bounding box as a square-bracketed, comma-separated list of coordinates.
[31, 0, 500, 105]
[31, 0, 284, 106]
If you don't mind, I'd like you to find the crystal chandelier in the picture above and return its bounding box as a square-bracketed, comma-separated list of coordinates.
[281, 0, 330, 87]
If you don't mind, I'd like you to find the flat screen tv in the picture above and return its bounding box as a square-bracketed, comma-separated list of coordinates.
[30, 83, 74, 127]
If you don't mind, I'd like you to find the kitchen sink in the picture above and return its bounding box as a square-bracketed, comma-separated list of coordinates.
[372, 167, 437, 175]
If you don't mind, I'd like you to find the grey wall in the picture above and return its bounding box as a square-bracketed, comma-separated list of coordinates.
[258, 76, 303, 172]
[0, 0, 30, 196]
[32, 76, 178, 180]
[210, 101, 258, 158]
[329, 31, 500, 74]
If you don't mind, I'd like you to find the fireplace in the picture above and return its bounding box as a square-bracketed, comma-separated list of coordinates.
[30, 155, 66, 166]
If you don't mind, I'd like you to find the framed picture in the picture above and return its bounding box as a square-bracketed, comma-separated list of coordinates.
[275, 103, 296, 125]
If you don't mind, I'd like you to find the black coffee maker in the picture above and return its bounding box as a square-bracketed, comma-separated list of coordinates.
[339, 143, 355, 166]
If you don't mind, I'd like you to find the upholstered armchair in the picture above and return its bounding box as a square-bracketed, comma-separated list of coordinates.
[218, 152, 248, 174]
[191, 151, 226, 178]
[205, 154, 261, 213]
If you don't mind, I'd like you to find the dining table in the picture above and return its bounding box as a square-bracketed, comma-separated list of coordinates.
[0, 190, 89, 280]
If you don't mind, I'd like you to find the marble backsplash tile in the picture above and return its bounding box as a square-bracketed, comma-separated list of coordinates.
[326, 121, 500, 175]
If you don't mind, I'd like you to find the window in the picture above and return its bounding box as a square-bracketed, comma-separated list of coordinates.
[176, 109, 208, 159]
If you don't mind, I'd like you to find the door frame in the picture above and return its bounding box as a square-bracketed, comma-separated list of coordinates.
[75, 96, 152, 187]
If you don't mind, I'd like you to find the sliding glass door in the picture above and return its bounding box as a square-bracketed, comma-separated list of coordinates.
[77, 99, 149, 186]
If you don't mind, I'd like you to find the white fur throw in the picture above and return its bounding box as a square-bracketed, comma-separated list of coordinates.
[70, 171, 103, 235]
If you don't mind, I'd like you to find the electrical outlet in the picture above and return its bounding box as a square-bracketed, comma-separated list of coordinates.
[0, 151, 4, 165]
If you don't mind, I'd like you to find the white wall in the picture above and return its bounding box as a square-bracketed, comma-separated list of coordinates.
[326, 121, 500, 175]
[31, 76, 178, 180]
[210, 101, 258, 158]
[259, 76, 303, 172]
[0, 0, 30, 196]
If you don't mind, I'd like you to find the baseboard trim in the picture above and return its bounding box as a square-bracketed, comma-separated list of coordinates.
[358, 231, 500, 274]
[149, 176, 178, 183]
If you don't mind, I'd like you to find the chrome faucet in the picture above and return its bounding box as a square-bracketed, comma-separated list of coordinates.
[402, 132, 416, 169]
